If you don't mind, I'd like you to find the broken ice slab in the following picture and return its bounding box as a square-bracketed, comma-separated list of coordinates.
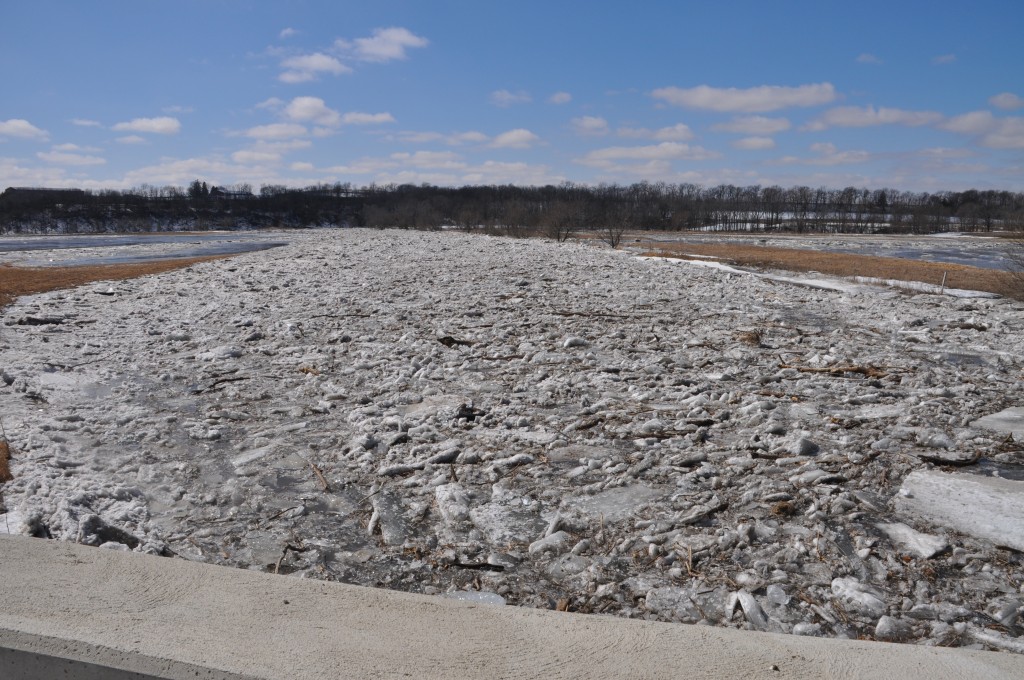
[561, 485, 665, 522]
[876, 521, 948, 558]
[972, 407, 1024, 438]
[0, 510, 26, 535]
[895, 470, 1024, 552]
[370, 491, 410, 547]
[440, 590, 506, 606]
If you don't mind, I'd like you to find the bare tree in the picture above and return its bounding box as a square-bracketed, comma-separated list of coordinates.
[1007, 232, 1024, 299]
[600, 199, 631, 248]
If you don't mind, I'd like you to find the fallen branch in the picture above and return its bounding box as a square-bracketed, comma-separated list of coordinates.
[265, 506, 301, 523]
[779, 364, 889, 378]
[274, 542, 308, 575]
[305, 458, 331, 492]
[44, 354, 113, 370]
[552, 310, 632, 319]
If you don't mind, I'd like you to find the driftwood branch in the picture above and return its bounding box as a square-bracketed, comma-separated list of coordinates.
[779, 364, 888, 378]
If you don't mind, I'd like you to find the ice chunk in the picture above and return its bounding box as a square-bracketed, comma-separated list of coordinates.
[896, 470, 1024, 552]
[972, 407, 1024, 438]
[876, 522, 948, 558]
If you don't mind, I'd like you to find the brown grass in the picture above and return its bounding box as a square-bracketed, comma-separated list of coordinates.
[0, 440, 11, 483]
[640, 242, 1020, 298]
[0, 255, 233, 311]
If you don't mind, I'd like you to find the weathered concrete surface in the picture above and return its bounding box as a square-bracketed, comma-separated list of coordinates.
[897, 470, 1024, 552]
[1, 535, 1023, 680]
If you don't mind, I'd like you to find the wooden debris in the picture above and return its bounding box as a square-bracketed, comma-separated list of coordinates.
[306, 459, 331, 492]
[779, 364, 888, 378]
[437, 335, 473, 348]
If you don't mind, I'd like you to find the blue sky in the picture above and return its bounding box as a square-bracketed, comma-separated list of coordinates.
[2, 1, 1022, 192]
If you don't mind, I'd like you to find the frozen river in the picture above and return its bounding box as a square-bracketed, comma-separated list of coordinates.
[2, 229, 1023, 653]
[0, 230, 289, 266]
[635, 232, 1016, 271]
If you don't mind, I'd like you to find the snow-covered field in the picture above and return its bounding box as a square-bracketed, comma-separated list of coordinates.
[2, 229, 1024, 651]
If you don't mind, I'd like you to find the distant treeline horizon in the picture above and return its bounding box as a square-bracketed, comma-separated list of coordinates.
[2, 180, 1023, 240]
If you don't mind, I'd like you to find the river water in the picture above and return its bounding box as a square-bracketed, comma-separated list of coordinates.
[0, 230, 290, 266]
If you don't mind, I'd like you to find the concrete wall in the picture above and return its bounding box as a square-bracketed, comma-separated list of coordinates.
[2, 534, 1023, 680]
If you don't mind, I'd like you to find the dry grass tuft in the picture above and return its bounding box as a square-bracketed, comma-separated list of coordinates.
[639, 242, 1020, 298]
[736, 329, 764, 347]
[0, 440, 12, 483]
[771, 500, 796, 517]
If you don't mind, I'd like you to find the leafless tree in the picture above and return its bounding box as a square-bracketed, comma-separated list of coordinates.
[1007, 231, 1024, 299]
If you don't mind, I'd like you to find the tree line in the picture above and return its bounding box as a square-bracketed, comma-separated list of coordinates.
[2, 181, 1023, 242]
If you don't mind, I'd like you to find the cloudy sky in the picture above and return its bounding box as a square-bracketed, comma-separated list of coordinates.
[2, 1, 1022, 192]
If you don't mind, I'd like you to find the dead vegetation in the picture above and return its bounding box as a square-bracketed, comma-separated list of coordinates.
[639, 242, 1021, 298]
[0, 255, 234, 311]
[0, 440, 11, 483]
[735, 329, 764, 347]
[0, 419, 12, 483]
[1006, 233, 1024, 298]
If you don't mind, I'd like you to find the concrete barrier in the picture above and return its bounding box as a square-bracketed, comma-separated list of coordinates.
[2, 534, 1023, 679]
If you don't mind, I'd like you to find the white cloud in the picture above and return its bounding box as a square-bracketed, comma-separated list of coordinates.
[279, 27, 298, 39]
[548, 92, 572, 105]
[0, 156, 73, 187]
[778, 143, 871, 166]
[256, 97, 284, 111]
[0, 118, 49, 140]
[932, 53, 956, 65]
[389, 150, 465, 169]
[70, 118, 102, 128]
[490, 89, 532, 107]
[37, 150, 105, 166]
[942, 111, 1024, 149]
[941, 110, 995, 135]
[570, 116, 609, 136]
[388, 130, 488, 145]
[251, 139, 312, 153]
[856, 53, 883, 65]
[450, 131, 489, 144]
[990, 93, 1024, 111]
[116, 135, 147, 144]
[732, 136, 776, 150]
[283, 96, 341, 126]
[345, 158, 563, 187]
[291, 161, 314, 171]
[53, 143, 92, 152]
[112, 116, 181, 134]
[981, 118, 1024, 149]
[341, 112, 396, 125]
[651, 83, 836, 112]
[244, 123, 307, 139]
[231, 150, 282, 164]
[803, 105, 942, 130]
[349, 27, 428, 62]
[617, 123, 694, 141]
[461, 160, 564, 186]
[279, 53, 350, 83]
[578, 142, 719, 167]
[490, 128, 540, 149]
[712, 115, 790, 135]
